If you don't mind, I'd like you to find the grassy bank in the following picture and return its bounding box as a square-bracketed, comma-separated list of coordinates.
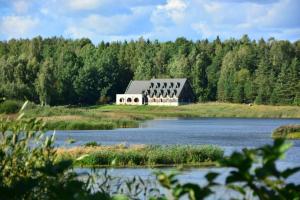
[2, 102, 300, 130]
[99, 103, 300, 118]
[57, 144, 224, 167]
[21, 105, 147, 130]
[272, 124, 300, 139]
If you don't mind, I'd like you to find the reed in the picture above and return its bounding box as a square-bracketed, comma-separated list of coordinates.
[272, 124, 300, 139]
[57, 144, 224, 167]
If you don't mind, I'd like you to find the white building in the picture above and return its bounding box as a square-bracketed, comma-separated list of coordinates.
[116, 78, 194, 106]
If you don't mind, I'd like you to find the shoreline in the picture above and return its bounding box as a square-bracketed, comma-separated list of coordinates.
[2, 102, 299, 131]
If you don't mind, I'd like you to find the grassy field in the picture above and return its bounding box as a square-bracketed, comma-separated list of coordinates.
[56, 144, 224, 167]
[272, 124, 300, 139]
[2, 102, 300, 130]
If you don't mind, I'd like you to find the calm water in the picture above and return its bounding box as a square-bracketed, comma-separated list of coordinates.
[52, 118, 300, 194]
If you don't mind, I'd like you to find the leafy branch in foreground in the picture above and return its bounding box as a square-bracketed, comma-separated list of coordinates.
[0, 102, 89, 199]
[155, 139, 300, 200]
[0, 102, 162, 200]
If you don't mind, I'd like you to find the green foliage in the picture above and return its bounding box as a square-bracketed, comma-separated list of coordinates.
[156, 138, 300, 200]
[0, 102, 161, 200]
[0, 99, 22, 113]
[0, 36, 299, 105]
[35, 59, 55, 105]
[0, 102, 91, 199]
[155, 171, 218, 200]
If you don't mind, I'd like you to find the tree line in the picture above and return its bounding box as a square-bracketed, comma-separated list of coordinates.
[0, 35, 299, 106]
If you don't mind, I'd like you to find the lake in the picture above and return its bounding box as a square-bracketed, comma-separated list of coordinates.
[53, 118, 300, 197]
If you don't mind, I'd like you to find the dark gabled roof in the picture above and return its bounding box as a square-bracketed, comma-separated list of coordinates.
[149, 78, 187, 98]
[124, 78, 188, 98]
[125, 80, 150, 94]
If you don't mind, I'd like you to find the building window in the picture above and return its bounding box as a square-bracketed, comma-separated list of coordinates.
[120, 98, 124, 102]
[127, 97, 132, 103]
[134, 98, 139, 103]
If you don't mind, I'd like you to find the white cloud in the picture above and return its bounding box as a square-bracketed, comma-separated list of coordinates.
[65, 6, 153, 42]
[13, 0, 30, 14]
[66, 0, 104, 10]
[1, 0, 298, 42]
[0, 15, 39, 39]
[148, 0, 300, 41]
[192, 23, 214, 38]
[66, 14, 130, 38]
[152, 0, 188, 25]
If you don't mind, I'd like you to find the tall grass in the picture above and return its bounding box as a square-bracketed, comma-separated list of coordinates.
[58, 144, 224, 167]
[46, 120, 115, 130]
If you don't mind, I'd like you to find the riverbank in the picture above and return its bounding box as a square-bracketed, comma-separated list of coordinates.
[2, 102, 300, 130]
[272, 124, 300, 139]
[56, 144, 224, 167]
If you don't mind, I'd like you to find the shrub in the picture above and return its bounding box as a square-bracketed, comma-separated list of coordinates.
[84, 141, 101, 147]
[0, 99, 22, 114]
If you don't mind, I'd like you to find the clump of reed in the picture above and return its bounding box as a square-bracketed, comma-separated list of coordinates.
[57, 144, 224, 167]
[272, 124, 300, 139]
[45, 120, 116, 130]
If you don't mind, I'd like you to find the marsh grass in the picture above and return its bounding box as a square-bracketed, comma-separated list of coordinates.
[272, 124, 300, 139]
[57, 144, 224, 167]
[16, 102, 300, 130]
[45, 120, 116, 130]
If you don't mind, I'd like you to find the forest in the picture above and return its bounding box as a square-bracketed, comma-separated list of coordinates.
[0, 35, 299, 106]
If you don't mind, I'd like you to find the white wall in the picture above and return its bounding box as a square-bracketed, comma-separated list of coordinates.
[116, 94, 144, 105]
[148, 97, 179, 106]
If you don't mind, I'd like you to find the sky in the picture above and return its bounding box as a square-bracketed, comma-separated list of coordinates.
[0, 0, 299, 44]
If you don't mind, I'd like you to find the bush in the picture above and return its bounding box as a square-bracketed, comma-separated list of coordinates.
[0, 100, 23, 114]
[84, 141, 101, 147]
